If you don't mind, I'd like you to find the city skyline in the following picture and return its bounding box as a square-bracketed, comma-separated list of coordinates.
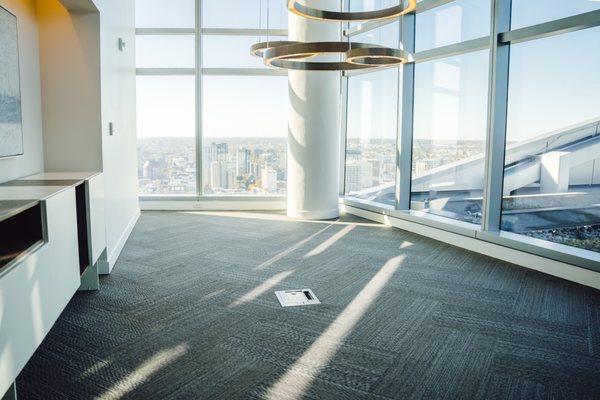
[138, 136, 287, 195]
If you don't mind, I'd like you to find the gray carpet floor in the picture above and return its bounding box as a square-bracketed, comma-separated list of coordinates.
[17, 211, 600, 400]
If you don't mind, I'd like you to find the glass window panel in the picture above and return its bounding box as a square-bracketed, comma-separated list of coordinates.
[411, 50, 489, 224]
[351, 21, 399, 48]
[349, 0, 398, 11]
[345, 68, 399, 207]
[511, 0, 600, 30]
[348, 0, 399, 28]
[202, 76, 287, 195]
[136, 76, 196, 195]
[135, 0, 195, 28]
[202, 0, 287, 29]
[501, 27, 600, 253]
[202, 35, 286, 68]
[416, 0, 490, 52]
[136, 35, 195, 68]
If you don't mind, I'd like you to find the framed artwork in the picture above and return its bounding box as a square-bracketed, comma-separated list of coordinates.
[0, 5, 23, 159]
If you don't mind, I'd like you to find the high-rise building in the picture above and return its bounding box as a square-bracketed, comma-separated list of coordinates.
[345, 161, 373, 193]
[237, 148, 251, 176]
[261, 167, 277, 193]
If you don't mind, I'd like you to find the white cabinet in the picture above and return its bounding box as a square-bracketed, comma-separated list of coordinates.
[0, 188, 80, 397]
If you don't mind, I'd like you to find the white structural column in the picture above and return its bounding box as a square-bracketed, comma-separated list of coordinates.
[287, 0, 342, 220]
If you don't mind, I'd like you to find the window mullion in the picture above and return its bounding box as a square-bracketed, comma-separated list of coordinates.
[195, 0, 203, 196]
[396, 13, 416, 210]
[482, 0, 512, 231]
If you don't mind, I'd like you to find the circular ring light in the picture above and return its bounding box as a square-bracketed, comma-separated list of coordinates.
[261, 41, 409, 71]
[287, 0, 416, 22]
[346, 47, 411, 66]
[251, 41, 300, 58]
[263, 41, 375, 71]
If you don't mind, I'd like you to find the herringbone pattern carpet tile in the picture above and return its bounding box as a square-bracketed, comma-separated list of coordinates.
[17, 211, 600, 399]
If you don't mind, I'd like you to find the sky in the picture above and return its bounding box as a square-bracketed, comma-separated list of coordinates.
[135, 0, 600, 142]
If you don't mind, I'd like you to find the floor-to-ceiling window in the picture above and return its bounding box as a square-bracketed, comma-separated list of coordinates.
[135, 0, 196, 195]
[342, 0, 600, 265]
[410, 1, 490, 223]
[411, 50, 489, 223]
[200, 2, 288, 196]
[500, 7, 600, 252]
[344, 15, 400, 207]
[201, 76, 288, 195]
[135, 0, 288, 197]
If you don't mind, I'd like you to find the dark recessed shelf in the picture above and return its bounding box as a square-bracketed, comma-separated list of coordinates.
[75, 183, 90, 275]
[0, 201, 44, 272]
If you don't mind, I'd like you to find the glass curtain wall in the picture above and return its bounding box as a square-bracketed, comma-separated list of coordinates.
[411, 50, 489, 223]
[135, 0, 288, 196]
[500, 19, 600, 252]
[200, 3, 288, 196]
[410, 2, 490, 223]
[415, 0, 490, 51]
[343, 0, 600, 260]
[135, 0, 196, 195]
[344, 17, 400, 207]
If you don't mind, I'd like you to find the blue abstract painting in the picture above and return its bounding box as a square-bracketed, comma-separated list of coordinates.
[0, 6, 23, 158]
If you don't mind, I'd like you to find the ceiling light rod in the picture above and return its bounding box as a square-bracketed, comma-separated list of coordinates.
[287, 0, 417, 22]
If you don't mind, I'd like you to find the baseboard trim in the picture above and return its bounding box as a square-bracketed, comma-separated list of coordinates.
[342, 204, 600, 290]
[140, 200, 286, 211]
[103, 208, 141, 274]
[287, 207, 340, 220]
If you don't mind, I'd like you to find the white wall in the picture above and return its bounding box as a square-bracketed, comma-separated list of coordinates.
[94, 0, 140, 269]
[37, 0, 103, 172]
[36, 0, 139, 270]
[0, 0, 43, 184]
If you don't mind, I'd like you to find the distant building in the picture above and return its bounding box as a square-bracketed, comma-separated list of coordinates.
[142, 160, 161, 180]
[210, 161, 223, 190]
[261, 167, 277, 193]
[237, 148, 251, 175]
[345, 161, 372, 192]
[414, 162, 428, 175]
[346, 149, 362, 163]
[139, 137, 288, 195]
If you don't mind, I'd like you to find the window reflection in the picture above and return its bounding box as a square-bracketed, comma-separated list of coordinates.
[345, 68, 399, 207]
[511, 0, 600, 29]
[501, 28, 600, 253]
[416, 0, 490, 52]
[411, 50, 489, 224]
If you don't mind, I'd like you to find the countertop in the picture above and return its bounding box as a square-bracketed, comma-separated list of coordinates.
[0, 199, 40, 224]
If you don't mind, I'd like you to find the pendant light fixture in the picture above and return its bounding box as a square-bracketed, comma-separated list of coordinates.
[250, 1, 415, 71]
[287, 0, 416, 22]
[261, 41, 411, 70]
